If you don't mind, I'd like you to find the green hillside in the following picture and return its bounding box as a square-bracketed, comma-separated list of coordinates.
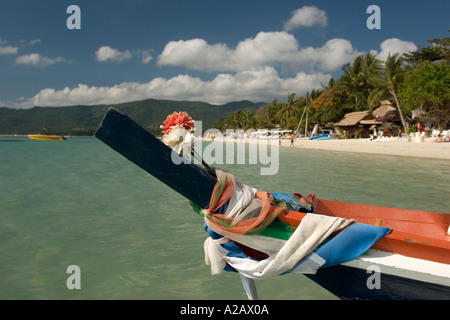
[0, 99, 264, 136]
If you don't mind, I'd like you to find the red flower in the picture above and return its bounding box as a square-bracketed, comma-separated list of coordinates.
[160, 111, 194, 135]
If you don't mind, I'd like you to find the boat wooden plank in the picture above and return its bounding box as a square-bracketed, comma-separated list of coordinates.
[278, 205, 450, 264]
[373, 231, 450, 264]
[316, 199, 450, 240]
[94, 107, 217, 209]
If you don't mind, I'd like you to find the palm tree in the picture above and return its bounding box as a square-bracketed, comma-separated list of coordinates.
[338, 53, 383, 110]
[369, 53, 408, 133]
[338, 55, 365, 110]
[261, 99, 279, 128]
[277, 93, 296, 128]
[363, 52, 383, 77]
[321, 77, 335, 91]
[241, 109, 256, 129]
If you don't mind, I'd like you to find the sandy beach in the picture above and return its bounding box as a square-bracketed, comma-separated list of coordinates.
[279, 137, 450, 161]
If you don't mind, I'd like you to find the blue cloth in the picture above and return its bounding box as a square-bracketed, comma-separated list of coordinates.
[204, 217, 391, 273]
[313, 222, 391, 268]
[203, 224, 255, 272]
[271, 192, 314, 213]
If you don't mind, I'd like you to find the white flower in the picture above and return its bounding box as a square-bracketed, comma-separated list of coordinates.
[162, 124, 194, 156]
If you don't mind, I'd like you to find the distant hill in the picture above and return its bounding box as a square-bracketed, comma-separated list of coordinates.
[0, 99, 265, 136]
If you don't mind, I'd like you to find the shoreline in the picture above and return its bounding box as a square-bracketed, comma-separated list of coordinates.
[207, 136, 450, 161]
[280, 137, 450, 161]
[4, 134, 449, 161]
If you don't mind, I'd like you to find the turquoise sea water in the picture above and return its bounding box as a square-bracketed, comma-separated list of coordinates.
[0, 137, 448, 300]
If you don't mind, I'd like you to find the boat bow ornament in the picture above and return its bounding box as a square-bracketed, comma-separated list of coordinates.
[192, 169, 391, 298]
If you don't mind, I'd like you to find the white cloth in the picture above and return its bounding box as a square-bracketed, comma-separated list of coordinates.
[224, 181, 257, 220]
[204, 213, 353, 278]
[204, 237, 230, 275]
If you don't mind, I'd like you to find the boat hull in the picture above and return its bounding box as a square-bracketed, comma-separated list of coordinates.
[279, 204, 450, 299]
[309, 134, 335, 140]
[278, 199, 450, 265]
[28, 134, 65, 141]
[306, 263, 450, 300]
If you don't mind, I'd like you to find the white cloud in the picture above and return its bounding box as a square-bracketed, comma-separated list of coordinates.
[158, 38, 233, 71]
[11, 36, 416, 109]
[232, 32, 299, 70]
[21, 67, 330, 108]
[0, 37, 18, 55]
[284, 6, 328, 31]
[0, 37, 40, 56]
[95, 46, 132, 62]
[0, 44, 18, 55]
[14, 53, 66, 67]
[308, 38, 361, 71]
[10, 28, 367, 108]
[377, 38, 417, 61]
[95, 46, 152, 64]
[29, 38, 41, 46]
[19, 38, 41, 46]
[157, 32, 299, 72]
[158, 31, 360, 73]
[6, 17, 415, 113]
[139, 50, 153, 64]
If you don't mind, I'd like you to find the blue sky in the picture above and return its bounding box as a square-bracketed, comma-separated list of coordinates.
[0, 0, 448, 108]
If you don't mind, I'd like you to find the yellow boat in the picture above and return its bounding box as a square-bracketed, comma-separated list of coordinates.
[27, 134, 66, 141]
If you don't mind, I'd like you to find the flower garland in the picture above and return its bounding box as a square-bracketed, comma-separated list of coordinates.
[160, 111, 215, 176]
[160, 111, 195, 156]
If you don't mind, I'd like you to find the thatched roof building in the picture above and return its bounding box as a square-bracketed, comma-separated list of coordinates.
[334, 111, 377, 127]
[333, 101, 403, 138]
[334, 110, 381, 138]
[372, 100, 401, 124]
[372, 100, 396, 118]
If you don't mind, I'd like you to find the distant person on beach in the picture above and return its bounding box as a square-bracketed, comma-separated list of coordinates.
[432, 134, 443, 143]
[397, 129, 402, 141]
[290, 133, 294, 147]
